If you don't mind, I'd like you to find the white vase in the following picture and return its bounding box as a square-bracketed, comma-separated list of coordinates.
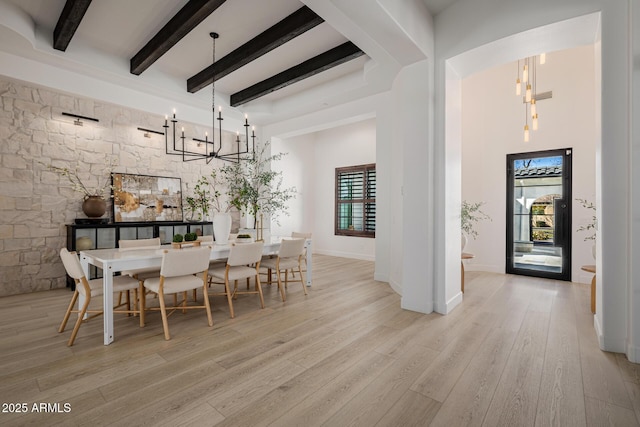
[213, 212, 232, 244]
[461, 232, 468, 251]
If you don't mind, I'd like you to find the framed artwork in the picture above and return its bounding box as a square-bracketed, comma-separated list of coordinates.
[112, 173, 183, 222]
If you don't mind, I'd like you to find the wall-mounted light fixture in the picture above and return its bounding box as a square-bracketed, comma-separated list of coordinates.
[62, 112, 99, 126]
[137, 127, 164, 138]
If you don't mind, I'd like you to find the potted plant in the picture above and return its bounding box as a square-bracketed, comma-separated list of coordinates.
[41, 158, 116, 218]
[221, 142, 296, 232]
[461, 200, 491, 250]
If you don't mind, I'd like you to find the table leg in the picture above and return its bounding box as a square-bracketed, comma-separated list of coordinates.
[103, 263, 114, 345]
[79, 255, 90, 319]
[461, 261, 465, 293]
[305, 240, 312, 286]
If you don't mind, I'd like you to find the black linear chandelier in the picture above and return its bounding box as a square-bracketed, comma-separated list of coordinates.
[163, 32, 255, 163]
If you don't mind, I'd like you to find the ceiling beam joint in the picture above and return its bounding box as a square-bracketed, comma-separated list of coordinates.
[230, 41, 365, 107]
[130, 0, 227, 75]
[187, 5, 324, 93]
[53, 0, 92, 51]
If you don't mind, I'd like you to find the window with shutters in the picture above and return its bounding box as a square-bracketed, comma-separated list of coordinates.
[335, 163, 376, 237]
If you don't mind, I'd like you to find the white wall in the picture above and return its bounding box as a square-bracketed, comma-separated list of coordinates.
[461, 46, 597, 283]
[270, 134, 316, 237]
[272, 119, 377, 261]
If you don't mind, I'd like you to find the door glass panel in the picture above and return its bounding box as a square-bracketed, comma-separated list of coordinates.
[508, 153, 570, 279]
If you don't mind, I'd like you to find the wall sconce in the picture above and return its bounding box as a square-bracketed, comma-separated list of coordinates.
[62, 112, 99, 126]
[137, 127, 164, 138]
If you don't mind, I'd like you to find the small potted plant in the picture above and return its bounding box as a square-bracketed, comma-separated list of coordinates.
[461, 200, 491, 250]
[235, 233, 253, 244]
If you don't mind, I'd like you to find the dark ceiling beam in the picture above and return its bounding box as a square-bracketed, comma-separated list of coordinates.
[130, 0, 227, 75]
[53, 0, 92, 51]
[187, 6, 324, 93]
[230, 41, 365, 107]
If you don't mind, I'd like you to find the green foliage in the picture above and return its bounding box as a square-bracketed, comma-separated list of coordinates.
[184, 169, 234, 221]
[184, 232, 198, 242]
[184, 177, 211, 221]
[172, 234, 183, 243]
[576, 198, 596, 241]
[220, 142, 296, 228]
[532, 230, 553, 241]
[461, 200, 491, 239]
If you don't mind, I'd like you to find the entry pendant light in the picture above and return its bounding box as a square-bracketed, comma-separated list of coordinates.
[160, 32, 255, 164]
[515, 54, 546, 142]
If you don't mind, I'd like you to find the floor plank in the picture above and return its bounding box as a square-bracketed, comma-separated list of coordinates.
[0, 255, 636, 426]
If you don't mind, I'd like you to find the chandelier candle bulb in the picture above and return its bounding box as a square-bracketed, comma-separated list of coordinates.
[525, 85, 532, 102]
[524, 124, 530, 142]
[523, 64, 528, 83]
[532, 114, 539, 130]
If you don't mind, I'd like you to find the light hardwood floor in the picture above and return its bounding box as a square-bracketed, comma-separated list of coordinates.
[0, 254, 638, 426]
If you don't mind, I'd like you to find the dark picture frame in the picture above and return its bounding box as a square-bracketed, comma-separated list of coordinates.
[112, 173, 183, 222]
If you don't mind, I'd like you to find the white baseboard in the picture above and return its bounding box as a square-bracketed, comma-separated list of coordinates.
[465, 264, 503, 274]
[386, 277, 402, 296]
[594, 314, 604, 349]
[627, 341, 640, 363]
[437, 291, 463, 314]
[314, 249, 375, 262]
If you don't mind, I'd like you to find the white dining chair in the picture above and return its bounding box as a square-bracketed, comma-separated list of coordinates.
[58, 248, 143, 346]
[119, 237, 162, 308]
[143, 247, 213, 340]
[261, 238, 307, 302]
[207, 241, 265, 318]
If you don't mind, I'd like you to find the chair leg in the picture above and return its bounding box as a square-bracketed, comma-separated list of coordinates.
[59, 290, 79, 333]
[182, 291, 188, 314]
[276, 268, 286, 302]
[203, 283, 213, 327]
[192, 288, 197, 302]
[139, 282, 145, 328]
[284, 269, 289, 289]
[68, 293, 91, 346]
[225, 279, 235, 318]
[298, 266, 308, 295]
[126, 290, 132, 316]
[158, 290, 171, 341]
[255, 273, 265, 309]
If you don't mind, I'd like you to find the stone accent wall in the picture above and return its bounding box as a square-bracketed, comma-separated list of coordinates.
[0, 77, 242, 296]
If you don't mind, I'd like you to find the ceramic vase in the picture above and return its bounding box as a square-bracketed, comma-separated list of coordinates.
[82, 196, 106, 218]
[213, 212, 232, 244]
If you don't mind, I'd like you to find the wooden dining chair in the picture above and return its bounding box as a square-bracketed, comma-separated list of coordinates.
[208, 241, 265, 319]
[291, 231, 311, 274]
[58, 248, 144, 346]
[143, 248, 212, 340]
[261, 238, 307, 302]
[118, 237, 162, 307]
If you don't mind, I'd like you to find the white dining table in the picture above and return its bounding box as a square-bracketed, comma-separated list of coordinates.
[79, 237, 312, 345]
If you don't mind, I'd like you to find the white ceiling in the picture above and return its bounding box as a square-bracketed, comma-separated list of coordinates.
[0, 0, 448, 127]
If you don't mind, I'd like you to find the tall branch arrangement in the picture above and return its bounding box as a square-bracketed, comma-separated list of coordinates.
[41, 157, 117, 199]
[461, 200, 491, 239]
[576, 198, 596, 241]
[221, 142, 296, 228]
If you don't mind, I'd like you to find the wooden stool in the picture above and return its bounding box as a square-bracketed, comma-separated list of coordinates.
[581, 265, 596, 313]
[461, 252, 475, 293]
